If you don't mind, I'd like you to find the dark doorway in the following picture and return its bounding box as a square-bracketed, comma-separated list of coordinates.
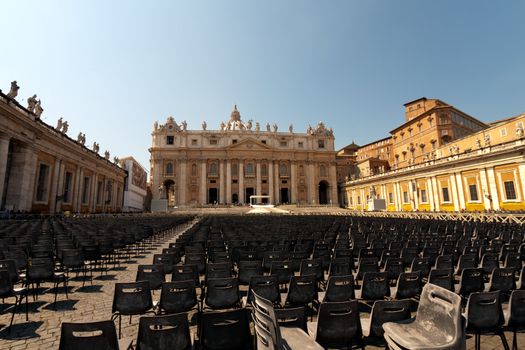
[232, 193, 238, 204]
[163, 179, 176, 206]
[262, 194, 268, 204]
[318, 181, 328, 204]
[208, 188, 218, 204]
[245, 188, 254, 203]
[280, 188, 289, 204]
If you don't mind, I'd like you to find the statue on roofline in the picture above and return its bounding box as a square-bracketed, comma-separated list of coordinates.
[6, 81, 19, 99]
[27, 94, 37, 113]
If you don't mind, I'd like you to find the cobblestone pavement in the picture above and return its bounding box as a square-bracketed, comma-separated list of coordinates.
[0, 215, 523, 349]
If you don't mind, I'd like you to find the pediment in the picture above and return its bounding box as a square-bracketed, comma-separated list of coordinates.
[226, 137, 273, 150]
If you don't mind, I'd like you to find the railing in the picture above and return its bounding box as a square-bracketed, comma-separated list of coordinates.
[344, 210, 525, 224]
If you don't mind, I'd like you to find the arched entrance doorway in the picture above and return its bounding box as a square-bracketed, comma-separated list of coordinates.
[208, 188, 218, 204]
[232, 193, 238, 204]
[318, 181, 329, 204]
[163, 179, 175, 206]
[280, 188, 289, 204]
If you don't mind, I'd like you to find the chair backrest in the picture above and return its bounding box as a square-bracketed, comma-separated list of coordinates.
[153, 254, 177, 274]
[171, 264, 200, 288]
[480, 253, 499, 275]
[361, 272, 390, 301]
[356, 257, 379, 280]
[507, 290, 525, 328]
[405, 283, 463, 346]
[285, 274, 317, 306]
[488, 267, 516, 293]
[458, 268, 484, 297]
[315, 300, 362, 349]
[466, 291, 505, 330]
[136, 313, 191, 350]
[159, 281, 198, 314]
[238, 260, 263, 285]
[274, 306, 307, 331]
[394, 271, 422, 299]
[329, 257, 353, 277]
[199, 308, 251, 350]
[0, 259, 19, 283]
[384, 257, 404, 281]
[184, 253, 206, 274]
[247, 275, 281, 305]
[324, 275, 355, 302]
[435, 254, 454, 270]
[270, 261, 294, 284]
[0, 269, 13, 297]
[366, 299, 412, 338]
[204, 277, 240, 309]
[410, 257, 430, 277]
[136, 264, 165, 290]
[112, 281, 153, 314]
[59, 320, 119, 350]
[299, 258, 324, 281]
[27, 257, 54, 280]
[205, 262, 232, 280]
[254, 322, 277, 350]
[428, 268, 454, 291]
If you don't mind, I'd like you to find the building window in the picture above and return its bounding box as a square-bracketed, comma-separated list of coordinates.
[191, 139, 198, 146]
[261, 164, 267, 176]
[442, 187, 450, 202]
[165, 163, 173, 176]
[298, 142, 304, 148]
[106, 180, 112, 204]
[388, 192, 394, 204]
[209, 139, 218, 145]
[420, 189, 427, 203]
[280, 164, 289, 177]
[261, 140, 267, 144]
[96, 181, 103, 205]
[35, 163, 50, 202]
[209, 162, 218, 176]
[403, 191, 409, 204]
[504, 181, 517, 200]
[245, 163, 254, 175]
[63, 172, 73, 203]
[318, 140, 325, 149]
[232, 139, 238, 144]
[166, 136, 174, 145]
[319, 165, 327, 177]
[500, 128, 507, 137]
[280, 141, 287, 147]
[82, 177, 90, 204]
[469, 184, 479, 201]
[357, 196, 361, 204]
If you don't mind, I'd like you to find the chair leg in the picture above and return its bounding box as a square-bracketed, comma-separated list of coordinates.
[9, 295, 18, 330]
[475, 333, 480, 350]
[24, 291, 28, 321]
[512, 329, 517, 350]
[497, 329, 510, 350]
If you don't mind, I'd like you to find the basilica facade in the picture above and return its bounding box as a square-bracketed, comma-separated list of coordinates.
[149, 106, 338, 206]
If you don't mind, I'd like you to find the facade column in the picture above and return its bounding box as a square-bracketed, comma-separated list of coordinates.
[256, 161, 262, 197]
[479, 168, 491, 210]
[20, 146, 38, 211]
[486, 167, 500, 210]
[49, 158, 62, 214]
[178, 159, 187, 206]
[290, 161, 297, 204]
[226, 160, 232, 204]
[329, 162, 338, 205]
[152, 159, 161, 200]
[219, 160, 225, 204]
[518, 163, 525, 203]
[394, 182, 402, 211]
[431, 177, 440, 211]
[73, 167, 82, 212]
[427, 178, 435, 211]
[455, 172, 466, 210]
[268, 161, 274, 204]
[238, 160, 244, 204]
[308, 162, 315, 204]
[0, 136, 10, 209]
[201, 162, 207, 204]
[275, 161, 281, 204]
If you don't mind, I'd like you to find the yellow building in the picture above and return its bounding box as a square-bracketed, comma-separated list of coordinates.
[343, 98, 525, 212]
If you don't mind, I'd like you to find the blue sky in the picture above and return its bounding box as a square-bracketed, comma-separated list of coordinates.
[2, 1, 524, 172]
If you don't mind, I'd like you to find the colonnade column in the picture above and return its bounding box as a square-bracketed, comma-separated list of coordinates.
[238, 160, 244, 204]
[73, 167, 83, 212]
[0, 136, 10, 208]
[268, 162, 274, 204]
[152, 159, 161, 200]
[49, 158, 62, 214]
[201, 162, 207, 204]
[274, 161, 280, 204]
[431, 177, 440, 211]
[256, 162, 262, 197]
[219, 160, 225, 204]
[329, 162, 338, 205]
[20, 146, 38, 211]
[307, 162, 315, 204]
[178, 159, 187, 206]
[226, 160, 232, 204]
[486, 167, 500, 210]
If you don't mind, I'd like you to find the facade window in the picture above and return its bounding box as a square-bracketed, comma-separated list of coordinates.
[403, 191, 409, 204]
[191, 139, 198, 146]
[96, 181, 103, 205]
[166, 136, 174, 145]
[357, 196, 361, 204]
[261, 164, 267, 176]
[319, 165, 327, 177]
[106, 180, 112, 204]
[318, 140, 325, 149]
[298, 142, 304, 148]
[82, 177, 90, 204]
[388, 192, 394, 204]
[261, 140, 267, 144]
[232, 139, 238, 144]
[504, 181, 517, 200]
[280, 141, 287, 147]
[165, 163, 174, 176]
[245, 163, 254, 175]
[63, 172, 73, 203]
[191, 163, 197, 176]
[209, 162, 218, 175]
[442, 187, 450, 202]
[209, 139, 218, 145]
[469, 184, 479, 201]
[35, 163, 50, 202]
[280, 164, 288, 176]
[420, 189, 428, 203]
[500, 128, 507, 137]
